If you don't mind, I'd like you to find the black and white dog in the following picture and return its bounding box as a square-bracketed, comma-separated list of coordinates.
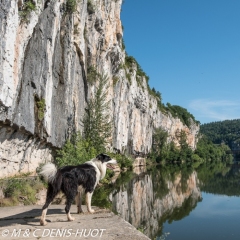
[39, 154, 117, 226]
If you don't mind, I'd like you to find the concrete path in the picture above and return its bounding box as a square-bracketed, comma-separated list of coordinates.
[0, 205, 150, 240]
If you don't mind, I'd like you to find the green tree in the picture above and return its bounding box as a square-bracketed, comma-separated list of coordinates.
[82, 73, 112, 153]
[194, 136, 233, 162]
[200, 119, 240, 147]
[56, 73, 112, 167]
[151, 127, 168, 162]
[165, 103, 199, 127]
[56, 134, 97, 167]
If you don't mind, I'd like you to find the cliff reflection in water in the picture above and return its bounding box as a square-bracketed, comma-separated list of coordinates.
[91, 161, 240, 239]
[110, 166, 202, 239]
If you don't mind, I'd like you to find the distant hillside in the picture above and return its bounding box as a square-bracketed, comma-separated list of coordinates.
[200, 119, 240, 148]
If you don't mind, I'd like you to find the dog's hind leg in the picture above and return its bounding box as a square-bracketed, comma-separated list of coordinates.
[75, 191, 83, 214]
[62, 175, 77, 221]
[86, 192, 95, 213]
[40, 185, 58, 226]
[65, 197, 75, 221]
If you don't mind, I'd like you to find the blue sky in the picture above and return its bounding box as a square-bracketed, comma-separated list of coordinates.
[121, 0, 240, 124]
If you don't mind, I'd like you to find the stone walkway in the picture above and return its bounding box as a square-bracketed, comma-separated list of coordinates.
[0, 205, 150, 240]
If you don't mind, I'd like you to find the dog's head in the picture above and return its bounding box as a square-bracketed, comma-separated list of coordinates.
[96, 153, 117, 170]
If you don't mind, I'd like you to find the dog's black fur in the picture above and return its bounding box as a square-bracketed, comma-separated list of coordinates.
[39, 153, 116, 226]
[43, 164, 96, 215]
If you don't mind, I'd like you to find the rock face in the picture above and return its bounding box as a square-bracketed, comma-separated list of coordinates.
[0, 0, 199, 177]
[111, 170, 201, 239]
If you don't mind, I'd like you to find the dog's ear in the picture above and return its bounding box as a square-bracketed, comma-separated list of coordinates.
[96, 153, 104, 161]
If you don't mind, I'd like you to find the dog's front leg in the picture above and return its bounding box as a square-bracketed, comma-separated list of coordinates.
[86, 192, 95, 213]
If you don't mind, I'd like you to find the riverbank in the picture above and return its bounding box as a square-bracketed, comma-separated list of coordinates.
[0, 205, 150, 240]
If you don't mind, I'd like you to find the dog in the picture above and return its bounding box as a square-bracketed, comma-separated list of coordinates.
[39, 153, 117, 226]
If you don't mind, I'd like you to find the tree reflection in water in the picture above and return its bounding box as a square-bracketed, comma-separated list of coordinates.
[92, 161, 239, 239]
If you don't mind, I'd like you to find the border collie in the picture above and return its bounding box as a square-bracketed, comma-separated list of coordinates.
[39, 153, 117, 226]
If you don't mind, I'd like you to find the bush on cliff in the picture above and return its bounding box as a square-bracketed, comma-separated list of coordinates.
[19, 0, 36, 23]
[56, 134, 97, 167]
[0, 177, 45, 207]
[66, 0, 77, 14]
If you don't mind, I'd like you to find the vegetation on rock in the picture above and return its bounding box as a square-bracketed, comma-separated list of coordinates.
[165, 103, 200, 127]
[36, 98, 45, 121]
[0, 176, 45, 207]
[87, 66, 100, 85]
[19, 0, 36, 23]
[66, 0, 77, 14]
[121, 55, 199, 127]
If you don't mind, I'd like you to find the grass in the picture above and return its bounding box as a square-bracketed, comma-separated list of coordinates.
[0, 176, 46, 207]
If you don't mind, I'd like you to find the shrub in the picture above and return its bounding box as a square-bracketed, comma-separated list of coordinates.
[55, 134, 97, 167]
[36, 98, 45, 121]
[99, 169, 115, 184]
[165, 103, 199, 127]
[66, 0, 77, 14]
[87, 0, 95, 14]
[107, 152, 133, 170]
[87, 66, 99, 85]
[19, 0, 36, 23]
[0, 177, 45, 206]
[125, 56, 149, 83]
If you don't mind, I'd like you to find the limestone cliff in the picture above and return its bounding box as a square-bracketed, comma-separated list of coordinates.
[0, 0, 199, 177]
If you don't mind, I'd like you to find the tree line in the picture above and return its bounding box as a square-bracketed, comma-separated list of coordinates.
[200, 119, 240, 148]
[149, 127, 233, 164]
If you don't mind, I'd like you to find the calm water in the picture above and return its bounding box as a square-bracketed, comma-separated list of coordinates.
[162, 193, 240, 240]
[93, 162, 240, 240]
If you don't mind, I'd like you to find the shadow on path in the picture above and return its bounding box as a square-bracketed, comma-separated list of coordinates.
[0, 207, 65, 227]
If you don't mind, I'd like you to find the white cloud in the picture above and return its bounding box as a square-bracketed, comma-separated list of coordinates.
[189, 99, 240, 123]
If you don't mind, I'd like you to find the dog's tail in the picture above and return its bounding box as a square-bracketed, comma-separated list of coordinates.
[39, 163, 58, 184]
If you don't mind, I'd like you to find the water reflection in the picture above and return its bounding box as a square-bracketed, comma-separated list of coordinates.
[93, 162, 240, 239]
[198, 163, 240, 196]
[110, 166, 201, 239]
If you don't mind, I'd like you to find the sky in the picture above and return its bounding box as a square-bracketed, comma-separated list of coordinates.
[121, 0, 240, 124]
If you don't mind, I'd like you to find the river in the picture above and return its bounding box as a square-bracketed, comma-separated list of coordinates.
[93, 161, 240, 240]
